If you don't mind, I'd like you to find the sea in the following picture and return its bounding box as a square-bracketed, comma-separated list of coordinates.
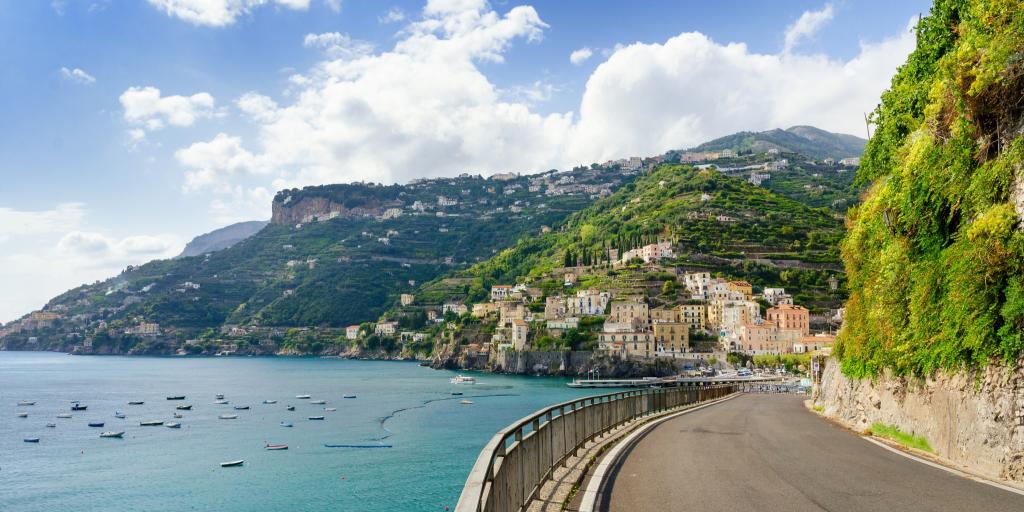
[0, 351, 596, 511]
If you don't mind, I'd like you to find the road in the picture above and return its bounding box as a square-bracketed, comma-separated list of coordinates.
[600, 393, 1024, 511]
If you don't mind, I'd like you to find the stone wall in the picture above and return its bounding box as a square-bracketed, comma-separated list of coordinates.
[815, 357, 1024, 482]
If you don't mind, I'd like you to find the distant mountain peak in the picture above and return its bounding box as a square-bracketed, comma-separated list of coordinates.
[176, 220, 269, 258]
[690, 126, 866, 160]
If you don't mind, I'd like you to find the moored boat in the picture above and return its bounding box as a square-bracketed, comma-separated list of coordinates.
[71, 404, 88, 411]
[176, 404, 192, 410]
[449, 375, 476, 384]
[140, 420, 164, 426]
[115, 411, 126, 419]
[17, 412, 28, 418]
[166, 395, 186, 400]
[324, 407, 337, 412]
[57, 413, 72, 419]
[100, 431, 125, 438]
[46, 423, 56, 428]
[24, 437, 40, 443]
[220, 460, 244, 467]
[174, 413, 183, 418]
[280, 421, 293, 427]
[214, 400, 229, 404]
[308, 415, 325, 420]
[451, 392, 463, 396]
[88, 421, 105, 427]
[310, 399, 326, 405]
[286, 405, 295, 411]
[215, 394, 225, 400]
[233, 405, 250, 410]
[262, 400, 277, 404]
[18, 400, 36, 406]
[343, 394, 357, 399]
[219, 414, 238, 420]
[165, 422, 182, 429]
[128, 401, 144, 405]
[459, 399, 474, 405]
[265, 444, 288, 450]
[295, 394, 311, 399]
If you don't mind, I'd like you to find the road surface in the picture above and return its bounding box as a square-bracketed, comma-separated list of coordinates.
[600, 393, 1024, 511]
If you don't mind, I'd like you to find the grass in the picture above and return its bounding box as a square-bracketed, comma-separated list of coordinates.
[869, 422, 932, 453]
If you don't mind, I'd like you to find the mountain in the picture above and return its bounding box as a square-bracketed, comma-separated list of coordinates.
[692, 126, 866, 159]
[177, 220, 269, 258]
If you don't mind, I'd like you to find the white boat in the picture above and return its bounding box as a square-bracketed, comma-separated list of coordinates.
[450, 375, 476, 384]
[17, 412, 28, 418]
[295, 394, 311, 399]
[174, 413, 183, 418]
[219, 414, 238, 420]
[262, 400, 277, 404]
[57, 413, 72, 419]
[165, 422, 182, 429]
[115, 411, 126, 419]
[310, 400, 327, 405]
[215, 394, 225, 400]
[459, 399, 474, 405]
[17, 400, 36, 406]
[140, 420, 164, 426]
[100, 431, 125, 438]
[46, 423, 56, 428]
[308, 415, 325, 420]
[324, 407, 337, 412]
[220, 460, 244, 467]
[214, 400, 229, 404]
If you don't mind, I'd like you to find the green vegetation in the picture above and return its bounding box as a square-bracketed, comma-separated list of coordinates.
[691, 125, 865, 160]
[869, 423, 933, 453]
[837, 0, 1024, 377]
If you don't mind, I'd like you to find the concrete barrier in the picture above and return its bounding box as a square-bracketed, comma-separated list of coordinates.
[455, 382, 738, 512]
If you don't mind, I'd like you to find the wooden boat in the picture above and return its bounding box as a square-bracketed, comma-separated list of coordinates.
[57, 413, 72, 419]
[233, 405, 250, 410]
[128, 401, 144, 405]
[165, 422, 182, 429]
[71, 404, 88, 411]
[295, 394, 311, 399]
[286, 405, 295, 411]
[280, 421, 293, 427]
[310, 399, 327, 405]
[175, 404, 192, 410]
[308, 416, 325, 420]
[166, 396, 186, 401]
[17, 412, 28, 418]
[100, 431, 125, 438]
[262, 400, 277, 404]
[23, 437, 40, 443]
[140, 420, 164, 426]
[220, 460, 244, 467]
[265, 444, 288, 450]
[88, 421, 105, 427]
[17, 400, 36, 406]
[219, 414, 238, 420]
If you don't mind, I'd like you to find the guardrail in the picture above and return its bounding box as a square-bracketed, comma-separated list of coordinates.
[455, 383, 737, 512]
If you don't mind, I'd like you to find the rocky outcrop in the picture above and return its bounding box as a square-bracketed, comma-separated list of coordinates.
[270, 195, 382, 225]
[816, 357, 1024, 482]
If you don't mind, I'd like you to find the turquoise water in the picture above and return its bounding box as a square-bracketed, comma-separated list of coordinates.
[0, 352, 595, 511]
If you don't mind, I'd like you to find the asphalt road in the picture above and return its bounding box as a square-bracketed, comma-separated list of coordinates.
[600, 393, 1024, 512]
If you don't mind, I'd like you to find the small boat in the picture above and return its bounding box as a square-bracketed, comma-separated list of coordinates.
[219, 414, 238, 420]
[220, 460, 244, 467]
[214, 400, 229, 404]
[100, 431, 125, 438]
[451, 392, 463, 396]
[215, 394, 225, 400]
[17, 400, 36, 406]
[88, 421, 105, 427]
[265, 444, 288, 450]
[57, 413, 72, 419]
[140, 420, 164, 426]
[262, 400, 277, 404]
[310, 400, 327, 405]
[115, 411, 126, 419]
[128, 401, 144, 405]
[24, 437, 40, 443]
[176, 404, 192, 410]
[17, 412, 28, 418]
[343, 395, 357, 399]
[280, 421, 294, 427]
[450, 375, 476, 384]
[296, 394, 311, 399]
[46, 423, 56, 428]
[459, 400, 474, 405]
[165, 422, 182, 429]
[308, 416, 325, 420]
[71, 404, 88, 411]
[166, 396, 186, 400]
[324, 407, 337, 412]
[286, 405, 295, 411]
[233, 405, 250, 410]
[174, 413, 183, 418]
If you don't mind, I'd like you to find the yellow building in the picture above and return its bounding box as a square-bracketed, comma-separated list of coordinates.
[653, 322, 688, 353]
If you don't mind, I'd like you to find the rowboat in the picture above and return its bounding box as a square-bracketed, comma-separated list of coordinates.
[165, 422, 182, 429]
[296, 394, 311, 399]
[100, 431, 125, 438]
[17, 412, 28, 418]
[166, 396, 186, 400]
[310, 400, 327, 405]
[280, 421, 294, 427]
[233, 405, 250, 410]
[128, 401, 144, 405]
[24, 437, 40, 443]
[88, 421, 105, 427]
[17, 400, 36, 406]
[140, 420, 164, 426]
[219, 414, 238, 420]
[175, 404, 192, 410]
[262, 400, 277, 404]
[308, 416, 325, 420]
[265, 444, 288, 450]
[220, 460, 244, 467]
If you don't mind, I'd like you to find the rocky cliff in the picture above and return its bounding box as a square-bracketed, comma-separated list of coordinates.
[816, 357, 1024, 483]
[270, 195, 384, 225]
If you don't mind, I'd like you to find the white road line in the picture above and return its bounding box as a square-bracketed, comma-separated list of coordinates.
[862, 436, 1024, 498]
[578, 392, 741, 512]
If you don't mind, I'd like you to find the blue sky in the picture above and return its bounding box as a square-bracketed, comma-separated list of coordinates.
[0, 0, 929, 322]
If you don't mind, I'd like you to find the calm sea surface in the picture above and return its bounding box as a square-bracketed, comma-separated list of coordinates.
[0, 351, 596, 511]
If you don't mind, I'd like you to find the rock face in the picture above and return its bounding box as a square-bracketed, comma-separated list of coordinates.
[816, 358, 1024, 482]
[270, 195, 383, 225]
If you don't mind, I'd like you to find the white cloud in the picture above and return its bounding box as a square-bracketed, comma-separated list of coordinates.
[171, 1, 913, 197]
[379, 6, 405, 23]
[303, 32, 375, 58]
[209, 186, 274, 224]
[569, 47, 592, 65]
[146, 0, 314, 27]
[784, 3, 834, 53]
[120, 86, 216, 133]
[0, 203, 86, 237]
[57, 231, 175, 259]
[60, 67, 96, 85]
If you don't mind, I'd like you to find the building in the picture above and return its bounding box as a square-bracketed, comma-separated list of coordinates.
[490, 285, 514, 301]
[125, 322, 160, 336]
[654, 322, 688, 353]
[443, 303, 468, 315]
[598, 326, 654, 359]
[839, 157, 861, 166]
[727, 281, 753, 300]
[472, 302, 498, 318]
[563, 273, 578, 287]
[737, 321, 803, 354]
[544, 296, 566, 320]
[620, 241, 674, 264]
[375, 321, 398, 336]
[566, 289, 610, 317]
[400, 294, 415, 306]
[794, 333, 836, 354]
[650, 307, 680, 323]
[683, 272, 711, 299]
[607, 300, 649, 327]
[762, 288, 787, 304]
[346, 325, 360, 340]
[677, 302, 707, 332]
[510, 319, 530, 351]
[767, 304, 810, 336]
[546, 317, 579, 330]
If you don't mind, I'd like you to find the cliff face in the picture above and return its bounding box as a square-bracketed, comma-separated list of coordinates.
[271, 195, 385, 225]
[817, 357, 1024, 482]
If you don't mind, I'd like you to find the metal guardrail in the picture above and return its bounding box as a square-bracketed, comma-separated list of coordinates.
[455, 383, 737, 512]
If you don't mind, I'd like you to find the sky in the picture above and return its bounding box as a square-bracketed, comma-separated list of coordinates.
[0, 0, 930, 323]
